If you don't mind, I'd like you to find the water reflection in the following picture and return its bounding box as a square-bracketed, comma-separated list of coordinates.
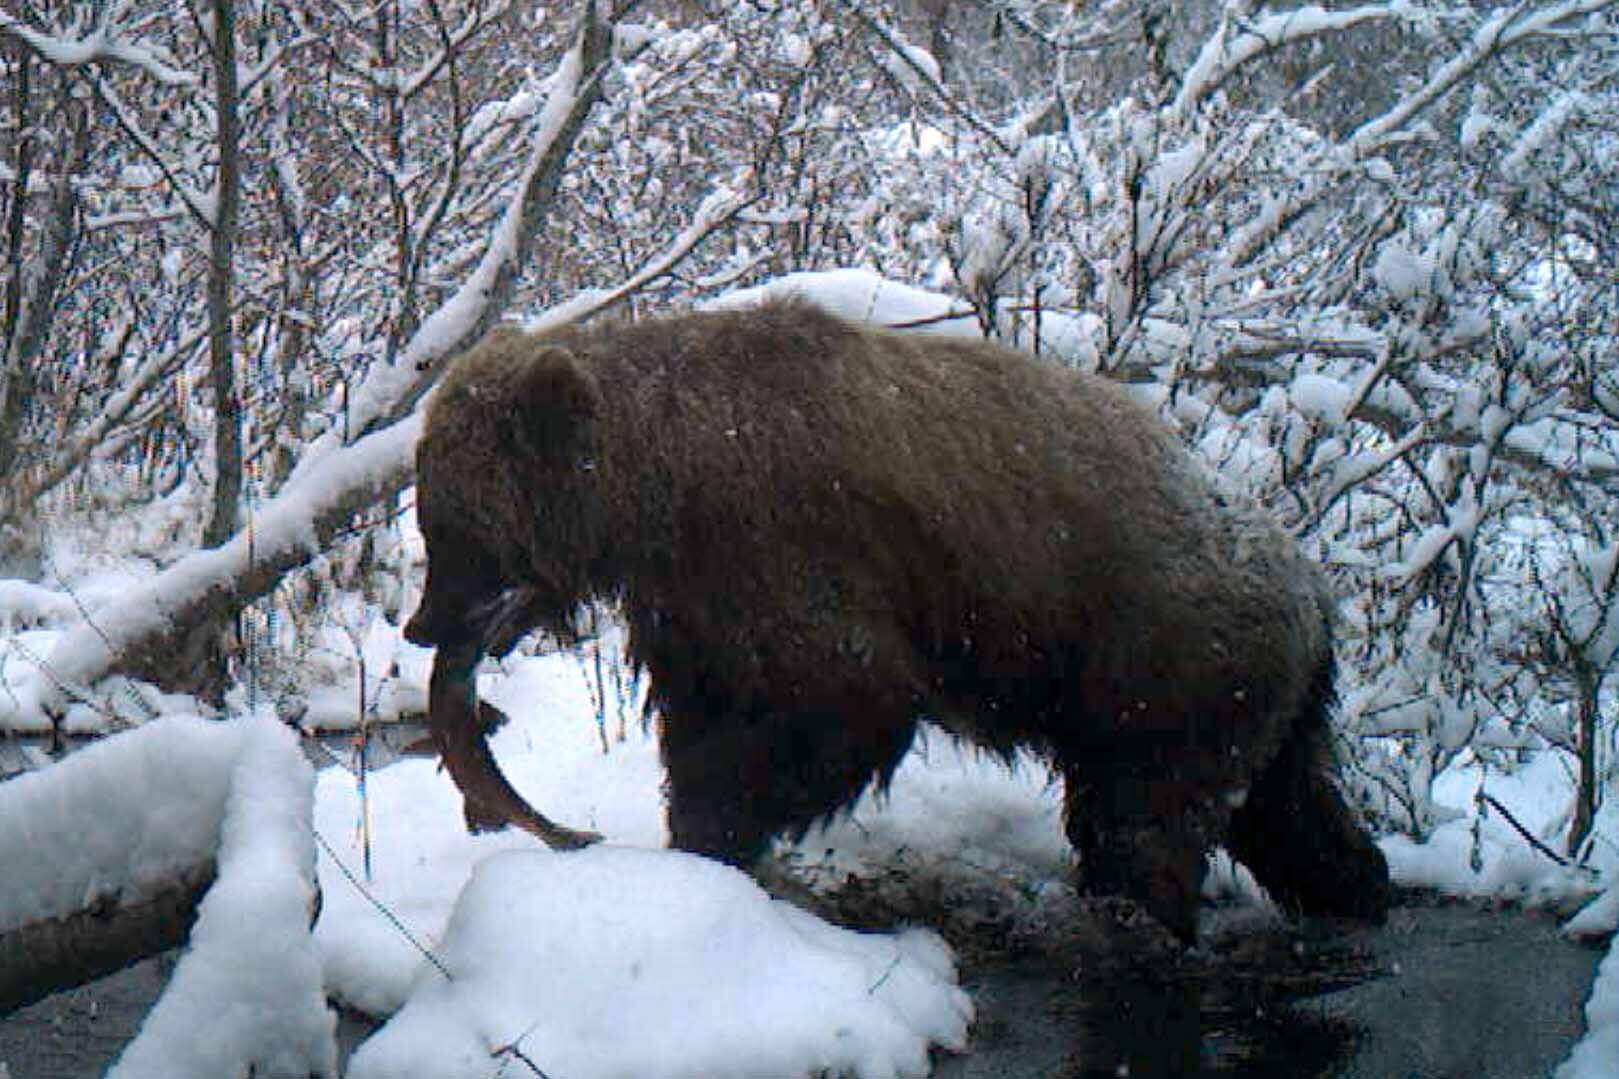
[935, 946, 1366, 1079]
[0, 720, 438, 783]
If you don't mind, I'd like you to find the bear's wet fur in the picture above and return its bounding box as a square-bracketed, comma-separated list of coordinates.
[405, 298, 1390, 942]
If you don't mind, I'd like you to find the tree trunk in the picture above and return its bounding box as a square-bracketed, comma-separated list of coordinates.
[204, 0, 243, 549]
[1568, 669, 1601, 859]
[184, 0, 244, 703]
[0, 82, 86, 537]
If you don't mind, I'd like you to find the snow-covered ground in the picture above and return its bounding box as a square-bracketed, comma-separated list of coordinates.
[2, 632, 1614, 1077]
[315, 646, 985, 1079]
[314, 640, 1619, 1079]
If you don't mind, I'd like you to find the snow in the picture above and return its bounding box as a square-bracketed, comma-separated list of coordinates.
[1, 414, 420, 731]
[297, 615, 433, 732]
[1558, 939, 1619, 1079]
[1289, 372, 1354, 426]
[1565, 887, 1619, 940]
[0, 16, 196, 86]
[799, 730, 1070, 890]
[1371, 238, 1435, 302]
[347, 849, 970, 1079]
[1173, 4, 1397, 117]
[109, 716, 337, 1079]
[1506, 415, 1619, 487]
[1378, 751, 1603, 908]
[1503, 92, 1587, 183]
[0, 713, 336, 1077]
[878, 38, 943, 96]
[317, 653, 978, 1076]
[312, 651, 667, 1015]
[0, 715, 237, 933]
[299, 18, 600, 470]
[709, 268, 979, 336]
[1557, 781, 1619, 1079]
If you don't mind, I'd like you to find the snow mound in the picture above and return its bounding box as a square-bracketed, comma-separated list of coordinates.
[1556, 937, 1619, 1079]
[109, 716, 336, 1079]
[346, 846, 973, 1079]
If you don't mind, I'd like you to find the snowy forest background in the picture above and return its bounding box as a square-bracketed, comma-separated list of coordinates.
[0, 0, 1617, 1072]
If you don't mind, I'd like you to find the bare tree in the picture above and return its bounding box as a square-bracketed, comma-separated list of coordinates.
[203, 0, 243, 552]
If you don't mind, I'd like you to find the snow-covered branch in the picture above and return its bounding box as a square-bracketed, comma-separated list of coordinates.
[0, 13, 197, 86]
[107, 718, 335, 1079]
[1173, 3, 1401, 119]
[832, 0, 1015, 156]
[1350, 0, 1618, 154]
[0, 712, 333, 1079]
[18, 316, 216, 508]
[315, 3, 617, 455]
[399, 0, 516, 100]
[518, 179, 759, 333]
[10, 417, 419, 726]
[89, 75, 213, 230]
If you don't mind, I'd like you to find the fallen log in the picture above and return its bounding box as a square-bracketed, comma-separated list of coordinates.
[0, 861, 213, 1014]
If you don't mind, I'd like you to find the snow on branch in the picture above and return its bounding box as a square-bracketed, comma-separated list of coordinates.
[1216, 0, 1615, 271]
[0, 710, 335, 1079]
[310, 3, 617, 458]
[518, 180, 758, 334]
[294, 108, 750, 491]
[0, 14, 197, 86]
[1500, 90, 1591, 182]
[1173, 3, 1400, 119]
[234, 28, 313, 101]
[19, 317, 218, 510]
[1350, 0, 1617, 154]
[831, 0, 1015, 156]
[7, 167, 754, 721]
[398, 0, 517, 100]
[89, 75, 213, 230]
[4, 416, 420, 728]
[0, 717, 235, 950]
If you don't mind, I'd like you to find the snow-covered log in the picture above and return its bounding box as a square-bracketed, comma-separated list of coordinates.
[0, 717, 240, 1010]
[4, 416, 420, 727]
[0, 865, 212, 1014]
[0, 714, 335, 1079]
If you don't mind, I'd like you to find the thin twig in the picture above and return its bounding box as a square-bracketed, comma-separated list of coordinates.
[491, 1039, 555, 1078]
[313, 828, 453, 980]
[1476, 790, 1583, 870]
[884, 307, 980, 331]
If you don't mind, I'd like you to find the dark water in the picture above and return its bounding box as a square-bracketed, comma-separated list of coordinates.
[930, 902, 1603, 1079]
[933, 961, 1358, 1079]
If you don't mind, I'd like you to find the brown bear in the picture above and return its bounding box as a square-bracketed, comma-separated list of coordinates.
[403, 297, 1390, 942]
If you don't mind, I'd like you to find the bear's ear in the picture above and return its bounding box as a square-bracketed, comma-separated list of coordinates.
[519, 345, 600, 454]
